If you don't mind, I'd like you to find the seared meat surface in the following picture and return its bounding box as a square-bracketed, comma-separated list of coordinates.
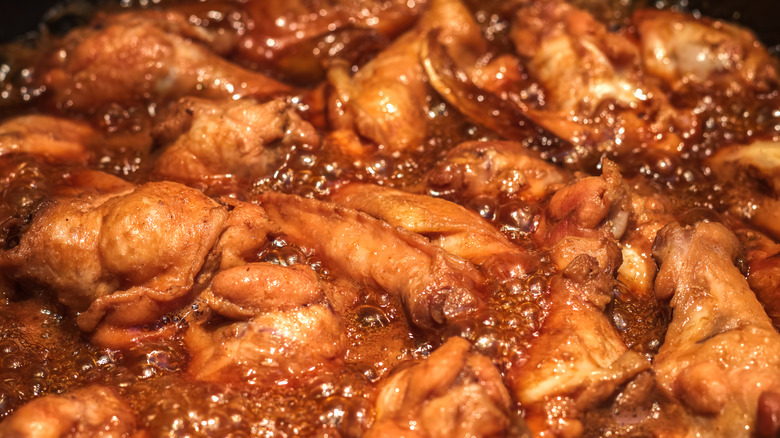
[0, 0, 779, 436]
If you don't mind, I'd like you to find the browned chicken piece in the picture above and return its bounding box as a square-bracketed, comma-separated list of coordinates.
[0, 167, 135, 245]
[40, 11, 291, 112]
[424, 142, 667, 304]
[203, 263, 324, 320]
[652, 221, 780, 436]
[0, 181, 228, 343]
[0, 114, 153, 165]
[187, 263, 346, 384]
[512, 0, 639, 114]
[508, 165, 650, 436]
[187, 303, 346, 385]
[736, 227, 780, 327]
[331, 183, 536, 280]
[366, 337, 518, 438]
[258, 192, 486, 330]
[237, 0, 425, 81]
[509, 0, 686, 155]
[153, 97, 319, 182]
[634, 9, 780, 93]
[0, 115, 93, 163]
[707, 139, 780, 241]
[425, 140, 571, 204]
[327, 0, 484, 152]
[0, 385, 146, 438]
[534, 160, 626, 245]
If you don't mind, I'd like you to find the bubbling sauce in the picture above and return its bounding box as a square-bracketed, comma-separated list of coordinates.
[1, 0, 780, 436]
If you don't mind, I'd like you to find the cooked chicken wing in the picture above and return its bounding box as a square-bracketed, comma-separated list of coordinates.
[367, 337, 518, 438]
[204, 263, 324, 320]
[509, 0, 685, 156]
[425, 140, 570, 204]
[652, 221, 780, 436]
[0, 115, 94, 163]
[0, 385, 145, 438]
[0, 113, 154, 167]
[634, 9, 780, 93]
[258, 192, 486, 330]
[41, 11, 291, 112]
[237, 0, 425, 82]
[737, 227, 780, 327]
[613, 179, 673, 301]
[331, 182, 536, 280]
[187, 263, 346, 384]
[327, 0, 483, 152]
[187, 303, 346, 385]
[508, 165, 650, 436]
[207, 200, 278, 271]
[707, 139, 780, 240]
[0, 181, 228, 340]
[153, 97, 319, 182]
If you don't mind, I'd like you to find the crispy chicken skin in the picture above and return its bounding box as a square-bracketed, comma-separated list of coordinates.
[367, 337, 517, 438]
[0, 386, 146, 438]
[652, 221, 780, 436]
[0, 181, 228, 337]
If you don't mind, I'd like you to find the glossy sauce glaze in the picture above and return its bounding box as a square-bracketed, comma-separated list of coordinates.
[0, 0, 779, 437]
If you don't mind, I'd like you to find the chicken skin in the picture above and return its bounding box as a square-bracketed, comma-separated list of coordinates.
[0, 181, 228, 343]
[652, 221, 780, 436]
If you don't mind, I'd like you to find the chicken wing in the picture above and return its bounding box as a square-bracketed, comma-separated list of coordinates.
[258, 192, 486, 330]
[509, 0, 685, 157]
[0, 115, 94, 163]
[327, 0, 484, 152]
[0, 182, 228, 341]
[736, 227, 780, 327]
[40, 11, 291, 112]
[508, 164, 650, 436]
[425, 140, 570, 204]
[367, 337, 519, 438]
[652, 221, 780, 436]
[187, 263, 346, 385]
[331, 182, 536, 280]
[153, 97, 319, 183]
[237, 0, 425, 82]
[634, 9, 780, 93]
[707, 139, 780, 241]
[0, 385, 145, 438]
